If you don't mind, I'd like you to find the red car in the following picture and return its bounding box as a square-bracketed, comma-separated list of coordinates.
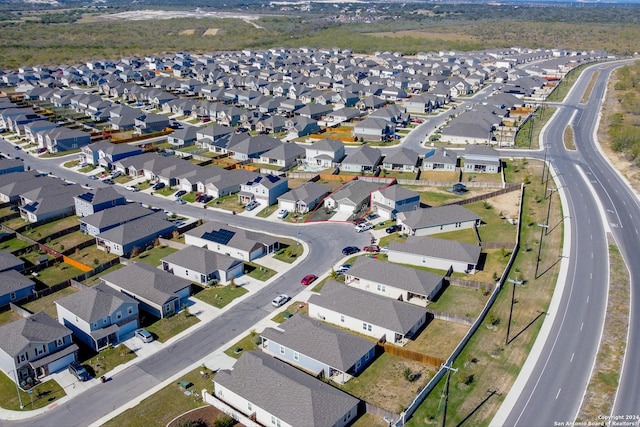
[301, 274, 318, 286]
[363, 245, 380, 253]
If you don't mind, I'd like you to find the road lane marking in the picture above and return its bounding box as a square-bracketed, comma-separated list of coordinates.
[587, 295, 589, 303]
[581, 322, 584, 331]
[571, 353, 575, 363]
[590, 272, 593, 280]
[556, 388, 562, 399]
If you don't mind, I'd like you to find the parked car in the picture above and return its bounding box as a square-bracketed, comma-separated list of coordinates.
[135, 328, 153, 343]
[109, 171, 122, 179]
[301, 274, 317, 286]
[276, 208, 289, 219]
[353, 217, 367, 225]
[245, 200, 259, 211]
[102, 179, 115, 185]
[175, 198, 186, 205]
[68, 361, 90, 382]
[363, 245, 381, 253]
[125, 185, 139, 192]
[88, 174, 98, 180]
[152, 182, 165, 190]
[336, 264, 352, 275]
[385, 224, 402, 234]
[354, 222, 373, 232]
[342, 246, 360, 256]
[366, 213, 379, 221]
[14, 145, 21, 150]
[174, 190, 187, 198]
[201, 195, 213, 203]
[272, 294, 290, 307]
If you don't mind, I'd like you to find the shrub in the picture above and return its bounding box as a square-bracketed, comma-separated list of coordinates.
[403, 367, 415, 382]
[213, 416, 236, 427]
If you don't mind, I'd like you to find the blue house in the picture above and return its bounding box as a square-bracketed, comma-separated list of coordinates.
[0, 251, 25, 273]
[0, 270, 35, 308]
[260, 314, 376, 383]
[74, 187, 127, 218]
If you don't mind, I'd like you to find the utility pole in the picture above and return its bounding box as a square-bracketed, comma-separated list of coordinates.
[12, 370, 24, 409]
[535, 223, 549, 278]
[506, 278, 524, 344]
[441, 363, 458, 427]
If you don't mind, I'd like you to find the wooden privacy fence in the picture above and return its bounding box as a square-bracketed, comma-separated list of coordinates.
[447, 277, 496, 292]
[443, 183, 521, 207]
[379, 342, 445, 368]
[426, 309, 475, 326]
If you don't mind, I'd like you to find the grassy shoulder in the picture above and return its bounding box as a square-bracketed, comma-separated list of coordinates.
[564, 125, 576, 150]
[576, 239, 629, 423]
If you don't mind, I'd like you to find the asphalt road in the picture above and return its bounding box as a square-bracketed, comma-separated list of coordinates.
[501, 60, 640, 426]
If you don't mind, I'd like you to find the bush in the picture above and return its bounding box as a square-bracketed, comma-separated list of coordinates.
[213, 416, 236, 427]
[403, 367, 415, 382]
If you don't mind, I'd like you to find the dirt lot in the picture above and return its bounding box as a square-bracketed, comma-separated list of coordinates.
[487, 189, 521, 220]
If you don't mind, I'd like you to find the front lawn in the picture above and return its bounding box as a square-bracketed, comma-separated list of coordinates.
[131, 246, 178, 267]
[256, 204, 278, 218]
[244, 262, 276, 281]
[192, 284, 248, 309]
[22, 286, 79, 319]
[144, 311, 200, 343]
[207, 193, 244, 213]
[80, 344, 137, 379]
[224, 330, 260, 359]
[0, 372, 66, 411]
[273, 238, 304, 263]
[271, 301, 308, 323]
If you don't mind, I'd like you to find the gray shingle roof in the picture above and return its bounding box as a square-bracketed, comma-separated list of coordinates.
[389, 235, 482, 264]
[79, 204, 158, 230]
[261, 314, 375, 372]
[347, 257, 443, 296]
[383, 147, 419, 166]
[95, 215, 176, 246]
[311, 138, 344, 153]
[55, 282, 138, 323]
[278, 181, 331, 204]
[308, 280, 426, 334]
[424, 147, 458, 165]
[329, 179, 382, 206]
[185, 221, 279, 252]
[160, 245, 242, 274]
[341, 145, 382, 167]
[214, 351, 359, 427]
[398, 205, 480, 230]
[0, 269, 34, 296]
[74, 186, 124, 206]
[0, 311, 72, 357]
[101, 263, 191, 306]
[376, 184, 420, 202]
[0, 250, 25, 272]
[261, 142, 305, 162]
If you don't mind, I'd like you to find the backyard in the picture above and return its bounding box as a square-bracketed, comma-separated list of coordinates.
[32, 262, 85, 287]
[130, 245, 178, 267]
[21, 216, 79, 240]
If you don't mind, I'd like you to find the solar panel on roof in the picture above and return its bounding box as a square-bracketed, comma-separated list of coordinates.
[202, 229, 235, 245]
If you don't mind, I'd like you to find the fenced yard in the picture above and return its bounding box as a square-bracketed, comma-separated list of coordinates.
[33, 262, 85, 287]
[22, 286, 78, 318]
[405, 319, 471, 360]
[427, 286, 489, 320]
[21, 216, 79, 240]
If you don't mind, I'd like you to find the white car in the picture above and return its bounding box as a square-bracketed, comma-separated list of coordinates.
[272, 294, 290, 307]
[135, 328, 153, 343]
[276, 209, 289, 219]
[354, 222, 373, 232]
[125, 185, 139, 192]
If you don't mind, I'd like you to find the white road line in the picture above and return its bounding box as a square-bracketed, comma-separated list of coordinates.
[590, 272, 593, 280]
[590, 234, 593, 240]
[571, 353, 575, 363]
[556, 388, 562, 399]
[581, 322, 584, 331]
[587, 295, 590, 303]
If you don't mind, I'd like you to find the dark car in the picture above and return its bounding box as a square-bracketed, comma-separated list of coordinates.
[385, 224, 402, 234]
[201, 195, 213, 203]
[342, 246, 360, 256]
[102, 179, 115, 185]
[174, 190, 187, 198]
[68, 361, 90, 382]
[152, 182, 165, 191]
[353, 217, 366, 225]
[363, 245, 380, 253]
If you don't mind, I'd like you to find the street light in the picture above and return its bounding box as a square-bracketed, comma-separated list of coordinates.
[12, 369, 24, 409]
[506, 278, 524, 345]
[535, 223, 549, 278]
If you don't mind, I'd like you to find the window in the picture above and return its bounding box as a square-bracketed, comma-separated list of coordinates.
[365, 352, 369, 361]
[127, 307, 133, 315]
[377, 284, 386, 292]
[248, 402, 252, 411]
[18, 352, 27, 363]
[116, 312, 122, 320]
[340, 315, 345, 323]
[103, 318, 108, 324]
[10, 292, 16, 301]
[279, 345, 285, 355]
[293, 351, 299, 361]
[56, 338, 64, 347]
[36, 345, 45, 356]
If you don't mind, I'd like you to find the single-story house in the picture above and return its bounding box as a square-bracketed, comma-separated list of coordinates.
[0, 269, 35, 308]
[260, 314, 376, 383]
[257, 142, 305, 170]
[101, 262, 192, 319]
[422, 148, 458, 171]
[161, 245, 244, 285]
[305, 138, 346, 169]
[323, 179, 383, 216]
[388, 235, 482, 273]
[370, 184, 420, 220]
[214, 351, 360, 427]
[277, 181, 331, 214]
[340, 145, 382, 174]
[381, 148, 420, 173]
[308, 280, 427, 346]
[55, 283, 139, 352]
[0, 312, 78, 388]
[463, 145, 502, 174]
[397, 205, 481, 236]
[345, 257, 444, 306]
[184, 221, 279, 262]
[95, 215, 176, 257]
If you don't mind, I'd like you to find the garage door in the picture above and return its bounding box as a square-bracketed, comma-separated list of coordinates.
[48, 352, 77, 374]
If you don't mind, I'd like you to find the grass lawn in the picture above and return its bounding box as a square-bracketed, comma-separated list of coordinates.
[409, 187, 462, 207]
[22, 286, 79, 319]
[0, 205, 16, 217]
[430, 228, 477, 244]
[20, 250, 53, 266]
[428, 285, 489, 319]
[419, 170, 460, 182]
[460, 172, 503, 184]
[144, 312, 200, 343]
[102, 367, 216, 427]
[406, 319, 470, 360]
[48, 231, 94, 253]
[63, 160, 79, 168]
[224, 330, 260, 359]
[207, 193, 244, 213]
[33, 262, 85, 287]
[244, 262, 276, 281]
[131, 246, 178, 267]
[465, 201, 518, 245]
[381, 170, 417, 180]
[40, 148, 81, 158]
[310, 273, 345, 293]
[0, 309, 21, 326]
[338, 352, 435, 414]
[378, 233, 407, 247]
[352, 413, 390, 427]
[155, 186, 176, 197]
[83, 263, 125, 286]
[80, 344, 137, 379]
[192, 284, 248, 309]
[273, 238, 304, 263]
[79, 165, 97, 173]
[256, 204, 278, 218]
[181, 192, 198, 203]
[3, 217, 28, 230]
[21, 216, 79, 240]
[68, 245, 119, 267]
[136, 181, 152, 190]
[0, 371, 66, 411]
[114, 175, 132, 184]
[0, 237, 32, 252]
[271, 301, 308, 323]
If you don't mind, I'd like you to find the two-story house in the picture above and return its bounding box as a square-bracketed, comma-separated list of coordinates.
[238, 174, 289, 207]
[370, 184, 420, 220]
[74, 187, 127, 218]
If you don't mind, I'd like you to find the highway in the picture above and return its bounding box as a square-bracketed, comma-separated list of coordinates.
[500, 60, 640, 426]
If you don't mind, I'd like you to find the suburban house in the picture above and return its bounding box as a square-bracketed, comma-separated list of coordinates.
[19, 183, 85, 223]
[0, 172, 63, 204]
[22, 121, 57, 145]
[307, 280, 427, 346]
[161, 245, 244, 285]
[344, 257, 444, 306]
[388, 235, 482, 273]
[41, 127, 92, 153]
[260, 314, 376, 384]
[0, 312, 78, 389]
[463, 145, 502, 174]
[134, 113, 170, 135]
[167, 125, 198, 147]
[257, 142, 305, 170]
[0, 269, 35, 308]
[352, 117, 395, 142]
[79, 204, 159, 236]
[0, 250, 25, 272]
[74, 187, 126, 217]
[55, 283, 139, 352]
[340, 145, 382, 174]
[184, 221, 279, 261]
[422, 148, 458, 172]
[238, 174, 289, 207]
[370, 184, 420, 220]
[101, 262, 192, 319]
[304, 138, 345, 169]
[323, 179, 383, 217]
[79, 141, 142, 168]
[381, 148, 420, 173]
[227, 134, 282, 161]
[0, 159, 24, 175]
[277, 181, 331, 214]
[197, 169, 260, 199]
[214, 351, 360, 427]
[95, 215, 177, 256]
[397, 205, 481, 236]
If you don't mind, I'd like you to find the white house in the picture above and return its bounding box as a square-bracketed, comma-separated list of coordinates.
[388, 235, 482, 273]
[397, 205, 481, 236]
[305, 138, 346, 168]
[370, 184, 420, 220]
[160, 245, 244, 284]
